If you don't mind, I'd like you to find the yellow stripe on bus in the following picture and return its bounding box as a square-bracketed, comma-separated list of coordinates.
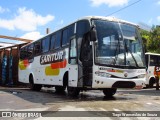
[45, 66, 60, 76]
[19, 61, 27, 70]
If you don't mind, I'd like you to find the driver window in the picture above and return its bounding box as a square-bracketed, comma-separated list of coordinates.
[69, 37, 77, 64]
[70, 38, 77, 58]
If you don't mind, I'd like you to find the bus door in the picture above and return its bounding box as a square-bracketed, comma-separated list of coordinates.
[80, 32, 93, 87]
[68, 36, 78, 87]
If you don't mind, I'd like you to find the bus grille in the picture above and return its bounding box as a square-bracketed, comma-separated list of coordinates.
[112, 81, 136, 88]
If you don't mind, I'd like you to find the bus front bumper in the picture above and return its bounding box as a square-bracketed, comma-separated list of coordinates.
[92, 76, 145, 89]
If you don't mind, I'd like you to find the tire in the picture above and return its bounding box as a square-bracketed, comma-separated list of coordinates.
[67, 86, 80, 97]
[149, 80, 155, 88]
[55, 86, 66, 93]
[103, 88, 117, 97]
[144, 85, 149, 89]
[29, 75, 42, 91]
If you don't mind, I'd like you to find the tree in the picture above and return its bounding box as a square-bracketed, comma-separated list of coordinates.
[140, 29, 150, 52]
[140, 26, 160, 53]
[150, 26, 160, 53]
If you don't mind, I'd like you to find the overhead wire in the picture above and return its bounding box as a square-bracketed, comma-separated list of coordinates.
[106, 0, 143, 16]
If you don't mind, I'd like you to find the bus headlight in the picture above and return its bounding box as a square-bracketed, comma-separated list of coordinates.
[137, 74, 146, 78]
[95, 72, 111, 78]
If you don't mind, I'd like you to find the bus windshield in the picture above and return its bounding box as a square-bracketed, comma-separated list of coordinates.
[93, 19, 145, 68]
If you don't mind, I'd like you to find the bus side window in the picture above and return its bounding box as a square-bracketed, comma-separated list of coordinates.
[55, 31, 61, 49]
[145, 55, 148, 67]
[76, 20, 90, 58]
[20, 48, 26, 60]
[24, 47, 28, 59]
[77, 20, 90, 36]
[20, 46, 28, 60]
[158, 56, 160, 66]
[62, 24, 74, 46]
[62, 29, 68, 46]
[42, 37, 50, 53]
[50, 34, 56, 50]
[67, 24, 74, 42]
[34, 41, 41, 55]
[28, 44, 34, 58]
[150, 55, 157, 66]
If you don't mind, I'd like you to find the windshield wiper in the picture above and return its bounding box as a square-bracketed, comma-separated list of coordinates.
[124, 41, 139, 68]
[114, 38, 121, 65]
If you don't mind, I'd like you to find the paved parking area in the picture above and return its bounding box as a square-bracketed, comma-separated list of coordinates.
[0, 87, 160, 119]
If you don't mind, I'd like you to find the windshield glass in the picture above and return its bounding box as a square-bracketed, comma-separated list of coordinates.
[93, 19, 145, 68]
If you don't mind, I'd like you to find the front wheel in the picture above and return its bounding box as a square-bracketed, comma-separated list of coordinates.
[149, 80, 155, 88]
[103, 88, 117, 97]
[55, 86, 66, 93]
[67, 86, 80, 97]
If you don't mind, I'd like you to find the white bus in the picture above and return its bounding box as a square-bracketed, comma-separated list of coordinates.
[145, 52, 160, 87]
[19, 16, 146, 97]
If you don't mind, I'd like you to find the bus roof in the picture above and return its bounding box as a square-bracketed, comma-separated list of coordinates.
[145, 52, 160, 56]
[80, 16, 138, 27]
[21, 16, 138, 49]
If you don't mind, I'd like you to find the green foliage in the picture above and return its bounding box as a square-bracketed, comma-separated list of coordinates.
[140, 26, 160, 53]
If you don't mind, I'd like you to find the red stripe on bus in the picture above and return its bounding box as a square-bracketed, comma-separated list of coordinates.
[51, 59, 67, 69]
[23, 59, 29, 67]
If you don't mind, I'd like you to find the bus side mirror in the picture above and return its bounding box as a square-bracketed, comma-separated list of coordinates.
[90, 25, 97, 42]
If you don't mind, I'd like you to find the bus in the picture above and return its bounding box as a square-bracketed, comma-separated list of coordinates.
[19, 16, 146, 97]
[145, 52, 160, 88]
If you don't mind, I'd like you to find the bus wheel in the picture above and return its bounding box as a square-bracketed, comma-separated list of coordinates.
[29, 75, 42, 91]
[67, 86, 80, 97]
[149, 79, 155, 88]
[103, 88, 117, 97]
[55, 86, 66, 93]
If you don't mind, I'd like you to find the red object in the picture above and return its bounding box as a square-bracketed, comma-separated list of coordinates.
[51, 59, 67, 69]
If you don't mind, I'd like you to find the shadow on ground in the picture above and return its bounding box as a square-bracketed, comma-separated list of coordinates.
[117, 88, 160, 97]
[0, 86, 141, 106]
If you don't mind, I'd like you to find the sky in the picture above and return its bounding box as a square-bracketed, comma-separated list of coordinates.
[0, 0, 160, 46]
